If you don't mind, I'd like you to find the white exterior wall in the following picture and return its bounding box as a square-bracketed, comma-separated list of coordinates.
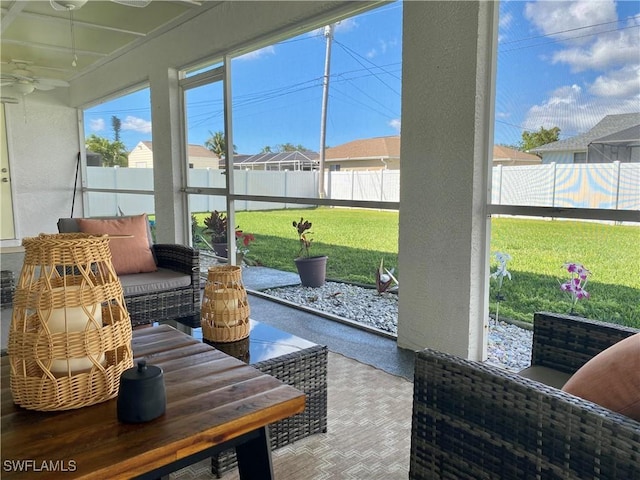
[397, 1, 496, 359]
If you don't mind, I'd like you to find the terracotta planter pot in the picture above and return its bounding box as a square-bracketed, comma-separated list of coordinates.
[294, 255, 328, 288]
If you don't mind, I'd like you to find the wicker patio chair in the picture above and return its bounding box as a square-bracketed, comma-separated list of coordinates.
[58, 216, 200, 328]
[410, 312, 640, 479]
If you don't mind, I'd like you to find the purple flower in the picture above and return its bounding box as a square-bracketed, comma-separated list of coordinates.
[560, 262, 591, 312]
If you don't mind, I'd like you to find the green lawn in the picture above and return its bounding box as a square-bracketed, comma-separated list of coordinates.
[193, 208, 640, 328]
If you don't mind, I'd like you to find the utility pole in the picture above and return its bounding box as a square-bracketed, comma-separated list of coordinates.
[318, 24, 334, 199]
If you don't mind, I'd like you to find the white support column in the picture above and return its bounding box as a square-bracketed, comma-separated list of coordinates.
[149, 67, 188, 245]
[397, 1, 497, 360]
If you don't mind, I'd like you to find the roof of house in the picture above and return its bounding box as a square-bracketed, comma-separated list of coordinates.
[135, 140, 218, 158]
[232, 150, 319, 166]
[590, 124, 640, 147]
[530, 113, 640, 153]
[493, 145, 541, 163]
[325, 136, 400, 160]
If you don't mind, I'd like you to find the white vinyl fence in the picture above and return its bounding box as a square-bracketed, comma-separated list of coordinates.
[85, 162, 639, 217]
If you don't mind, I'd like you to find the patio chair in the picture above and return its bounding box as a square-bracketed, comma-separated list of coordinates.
[58, 215, 200, 328]
[410, 312, 640, 479]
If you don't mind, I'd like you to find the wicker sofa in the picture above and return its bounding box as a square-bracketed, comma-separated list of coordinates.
[58, 216, 200, 328]
[410, 312, 640, 480]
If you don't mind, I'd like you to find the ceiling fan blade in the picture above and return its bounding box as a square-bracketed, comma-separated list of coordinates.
[38, 77, 70, 88]
[8, 72, 34, 82]
[111, 0, 152, 7]
[34, 84, 56, 91]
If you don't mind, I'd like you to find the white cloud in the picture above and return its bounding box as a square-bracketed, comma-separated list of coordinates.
[499, 11, 513, 29]
[522, 83, 640, 135]
[366, 38, 398, 59]
[89, 118, 105, 132]
[524, 1, 639, 72]
[589, 64, 640, 97]
[121, 115, 151, 133]
[389, 118, 401, 132]
[335, 18, 358, 34]
[551, 23, 640, 72]
[524, 0, 617, 46]
[236, 45, 276, 61]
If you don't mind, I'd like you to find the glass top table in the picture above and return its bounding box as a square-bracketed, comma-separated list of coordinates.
[160, 318, 318, 365]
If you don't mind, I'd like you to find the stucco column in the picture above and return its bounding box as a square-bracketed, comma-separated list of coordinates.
[397, 1, 496, 360]
[149, 67, 188, 245]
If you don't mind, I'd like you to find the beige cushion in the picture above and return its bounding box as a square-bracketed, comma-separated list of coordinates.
[518, 366, 572, 390]
[77, 214, 157, 275]
[562, 333, 640, 421]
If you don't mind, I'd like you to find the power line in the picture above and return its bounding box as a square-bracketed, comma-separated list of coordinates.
[501, 24, 639, 53]
[333, 39, 401, 96]
[501, 14, 640, 45]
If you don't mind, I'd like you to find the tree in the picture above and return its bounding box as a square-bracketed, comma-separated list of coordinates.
[520, 126, 560, 151]
[261, 143, 310, 153]
[111, 115, 122, 142]
[277, 142, 309, 152]
[85, 134, 128, 167]
[204, 130, 237, 158]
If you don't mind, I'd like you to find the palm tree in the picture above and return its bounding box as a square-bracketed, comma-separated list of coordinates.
[85, 134, 128, 167]
[204, 130, 237, 158]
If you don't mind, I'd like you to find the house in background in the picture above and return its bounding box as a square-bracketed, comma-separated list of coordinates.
[228, 151, 318, 171]
[530, 113, 640, 164]
[325, 136, 400, 171]
[492, 145, 541, 166]
[128, 141, 219, 168]
[323, 135, 541, 170]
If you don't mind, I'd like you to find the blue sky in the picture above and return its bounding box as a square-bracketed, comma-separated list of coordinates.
[85, 0, 639, 154]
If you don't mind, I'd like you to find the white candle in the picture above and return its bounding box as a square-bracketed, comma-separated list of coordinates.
[213, 289, 239, 325]
[39, 286, 105, 374]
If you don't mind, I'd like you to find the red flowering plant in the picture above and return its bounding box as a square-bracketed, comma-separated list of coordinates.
[559, 262, 591, 314]
[235, 229, 255, 256]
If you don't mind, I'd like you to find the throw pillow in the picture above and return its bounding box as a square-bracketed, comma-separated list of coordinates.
[77, 214, 157, 275]
[562, 332, 640, 421]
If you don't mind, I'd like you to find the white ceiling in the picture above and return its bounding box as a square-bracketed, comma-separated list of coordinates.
[0, 0, 213, 96]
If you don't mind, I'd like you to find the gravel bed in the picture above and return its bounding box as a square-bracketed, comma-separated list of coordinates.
[263, 281, 533, 372]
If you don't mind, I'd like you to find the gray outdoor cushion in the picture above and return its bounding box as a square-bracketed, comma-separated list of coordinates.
[518, 366, 573, 390]
[118, 268, 191, 296]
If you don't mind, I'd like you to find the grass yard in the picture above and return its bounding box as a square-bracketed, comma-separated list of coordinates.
[193, 208, 640, 328]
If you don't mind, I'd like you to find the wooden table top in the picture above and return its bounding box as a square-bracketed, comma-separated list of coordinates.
[1, 324, 305, 479]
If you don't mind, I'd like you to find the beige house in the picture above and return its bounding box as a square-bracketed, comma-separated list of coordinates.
[324, 136, 541, 170]
[325, 136, 401, 171]
[492, 145, 541, 166]
[128, 141, 220, 169]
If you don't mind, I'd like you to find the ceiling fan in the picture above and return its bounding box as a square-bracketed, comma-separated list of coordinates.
[49, 0, 152, 10]
[0, 61, 70, 96]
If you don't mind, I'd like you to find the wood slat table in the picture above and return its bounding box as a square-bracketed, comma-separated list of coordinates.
[1, 324, 305, 479]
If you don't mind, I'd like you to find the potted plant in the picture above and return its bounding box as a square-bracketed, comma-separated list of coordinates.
[204, 210, 229, 258]
[293, 217, 327, 287]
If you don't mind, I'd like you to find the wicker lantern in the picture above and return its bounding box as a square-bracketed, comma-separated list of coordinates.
[8, 233, 133, 411]
[201, 265, 250, 343]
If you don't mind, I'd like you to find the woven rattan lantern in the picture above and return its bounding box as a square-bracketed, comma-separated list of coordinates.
[201, 265, 250, 343]
[8, 233, 133, 411]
